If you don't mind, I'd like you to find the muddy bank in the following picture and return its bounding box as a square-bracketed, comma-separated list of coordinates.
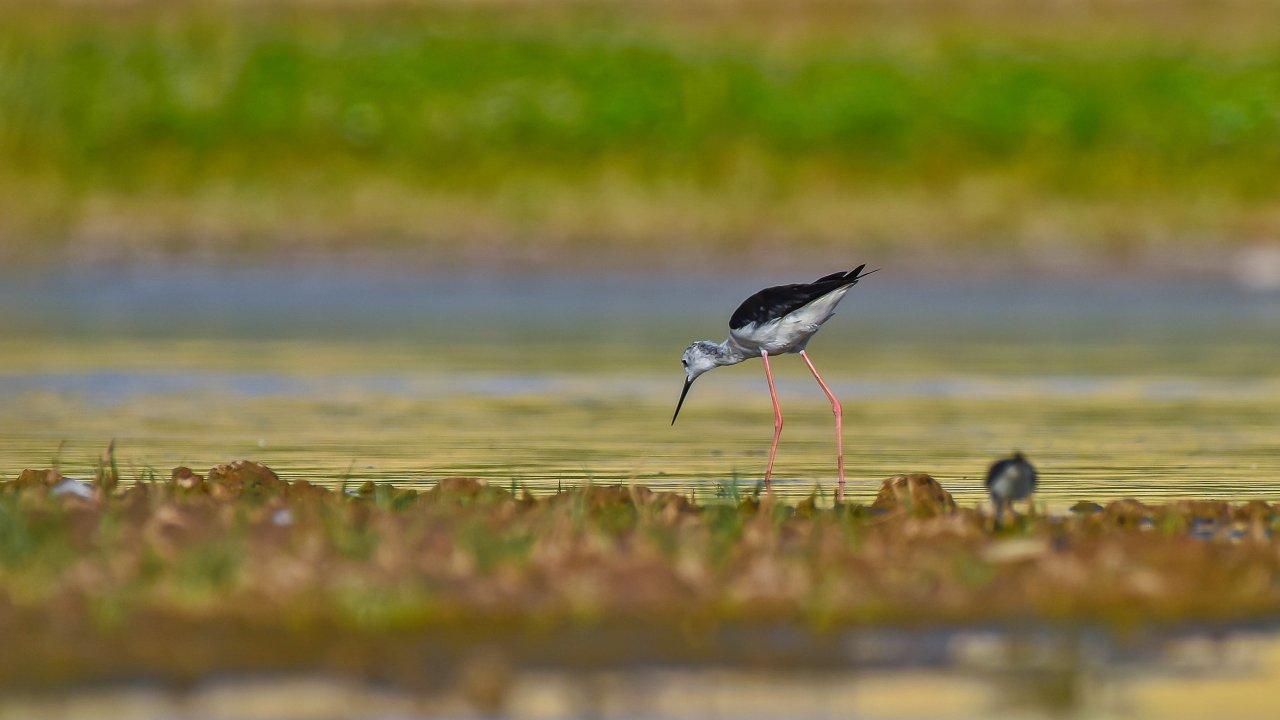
[3, 462, 1280, 691]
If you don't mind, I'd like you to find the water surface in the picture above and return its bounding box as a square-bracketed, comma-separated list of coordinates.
[1, 269, 1278, 506]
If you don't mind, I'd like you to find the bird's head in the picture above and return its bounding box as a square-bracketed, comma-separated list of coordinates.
[672, 340, 722, 425]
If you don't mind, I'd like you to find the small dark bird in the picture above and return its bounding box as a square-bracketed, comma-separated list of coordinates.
[671, 264, 877, 503]
[985, 451, 1038, 528]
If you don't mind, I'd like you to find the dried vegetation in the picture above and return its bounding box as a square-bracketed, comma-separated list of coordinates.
[2, 460, 1280, 688]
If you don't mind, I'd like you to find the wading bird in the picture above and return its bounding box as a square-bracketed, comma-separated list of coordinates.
[986, 451, 1038, 528]
[671, 265, 877, 502]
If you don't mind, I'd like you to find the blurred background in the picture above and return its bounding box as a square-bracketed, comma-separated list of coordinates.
[5, 3, 1280, 717]
[4, 0, 1280, 281]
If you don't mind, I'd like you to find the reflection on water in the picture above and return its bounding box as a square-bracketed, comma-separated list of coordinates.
[1, 370, 1279, 506]
[6, 627, 1280, 719]
[1, 269, 1278, 506]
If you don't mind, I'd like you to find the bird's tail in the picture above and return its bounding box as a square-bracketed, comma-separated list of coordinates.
[850, 265, 880, 283]
[815, 264, 880, 285]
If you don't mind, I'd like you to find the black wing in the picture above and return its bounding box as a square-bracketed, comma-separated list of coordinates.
[729, 265, 868, 330]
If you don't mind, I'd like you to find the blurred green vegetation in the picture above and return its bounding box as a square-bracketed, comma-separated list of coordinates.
[3, 2, 1280, 267]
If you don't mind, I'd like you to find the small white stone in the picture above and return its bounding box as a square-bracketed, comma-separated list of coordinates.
[981, 538, 1048, 564]
[50, 478, 95, 500]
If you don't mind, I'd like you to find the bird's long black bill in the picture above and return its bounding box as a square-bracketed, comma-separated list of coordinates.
[671, 378, 694, 425]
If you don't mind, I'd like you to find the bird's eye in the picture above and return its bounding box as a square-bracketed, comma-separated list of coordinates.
[681, 360, 688, 367]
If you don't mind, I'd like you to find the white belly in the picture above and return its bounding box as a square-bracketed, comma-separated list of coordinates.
[730, 286, 851, 355]
[732, 317, 820, 355]
[989, 467, 1033, 501]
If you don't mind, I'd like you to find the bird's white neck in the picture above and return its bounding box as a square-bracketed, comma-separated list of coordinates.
[713, 338, 750, 366]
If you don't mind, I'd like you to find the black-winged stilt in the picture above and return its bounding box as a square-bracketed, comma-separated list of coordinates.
[986, 451, 1038, 527]
[671, 264, 877, 502]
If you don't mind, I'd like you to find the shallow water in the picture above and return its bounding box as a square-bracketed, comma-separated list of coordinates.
[1, 269, 1279, 507]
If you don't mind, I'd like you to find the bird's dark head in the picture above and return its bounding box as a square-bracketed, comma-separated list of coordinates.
[672, 340, 723, 425]
[991, 451, 1037, 482]
[1010, 450, 1038, 471]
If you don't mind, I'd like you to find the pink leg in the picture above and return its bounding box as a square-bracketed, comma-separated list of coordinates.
[761, 350, 782, 493]
[800, 350, 845, 504]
